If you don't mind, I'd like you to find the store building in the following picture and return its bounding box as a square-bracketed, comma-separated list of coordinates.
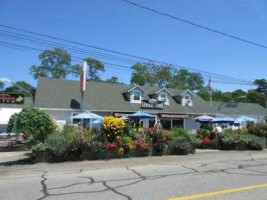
[33, 77, 267, 131]
[0, 94, 32, 132]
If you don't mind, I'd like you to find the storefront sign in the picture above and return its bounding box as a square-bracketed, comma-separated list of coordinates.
[141, 99, 164, 109]
[0, 94, 24, 104]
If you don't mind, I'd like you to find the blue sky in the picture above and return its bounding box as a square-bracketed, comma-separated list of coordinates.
[0, 0, 267, 91]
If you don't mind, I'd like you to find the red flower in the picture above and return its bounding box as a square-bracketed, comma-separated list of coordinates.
[105, 142, 117, 150]
[202, 137, 211, 145]
[80, 136, 85, 142]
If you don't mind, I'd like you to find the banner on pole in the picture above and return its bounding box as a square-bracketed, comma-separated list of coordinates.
[80, 61, 87, 92]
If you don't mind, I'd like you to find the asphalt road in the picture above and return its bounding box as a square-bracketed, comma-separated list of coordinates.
[1, 150, 267, 200]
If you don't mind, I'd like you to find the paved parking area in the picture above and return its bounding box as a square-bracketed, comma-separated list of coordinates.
[1, 150, 267, 200]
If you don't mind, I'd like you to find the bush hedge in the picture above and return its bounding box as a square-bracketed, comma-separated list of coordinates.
[14, 108, 54, 142]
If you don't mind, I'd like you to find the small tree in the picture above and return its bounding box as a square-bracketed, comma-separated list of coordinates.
[16, 108, 54, 142]
[7, 113, 19, 133]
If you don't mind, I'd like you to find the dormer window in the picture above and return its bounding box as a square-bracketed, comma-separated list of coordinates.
[158, 92, 169, 105]
[182, 94, 193, 106]
[184, 95, 191, 100]
[133, 90, 141, 103]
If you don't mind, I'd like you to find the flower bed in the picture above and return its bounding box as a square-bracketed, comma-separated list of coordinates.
[196, 126, 266, 151]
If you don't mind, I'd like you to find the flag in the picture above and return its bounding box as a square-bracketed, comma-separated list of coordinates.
[80, 61, 87, 92]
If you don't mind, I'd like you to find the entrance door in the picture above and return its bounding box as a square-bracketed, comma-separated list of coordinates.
[173, 119, 184, 128]
[161, 119, 171, 130]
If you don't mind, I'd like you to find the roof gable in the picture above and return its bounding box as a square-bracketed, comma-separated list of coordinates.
[148, 87, 173, 96]
[122, 84, 147, 94]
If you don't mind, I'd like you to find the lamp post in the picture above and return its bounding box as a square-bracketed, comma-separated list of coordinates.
[0, 78, 34, 107]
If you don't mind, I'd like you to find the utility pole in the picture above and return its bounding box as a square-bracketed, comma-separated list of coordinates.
[207, 76, 212, 106]
[264, 89, 267, 108]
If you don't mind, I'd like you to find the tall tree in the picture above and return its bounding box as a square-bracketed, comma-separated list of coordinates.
[169, 69, 204, 91]
[0, 81, 4, 91]
[152, 65, 175, 87]
[231, 89, 247, 102]
[131, 63, 151, 86]
[5, 81, 36, 97]
[131, 63, 175, 87]
[247, 90, 266, 107]
[106, 76, 119, 83]
[71, 58, 105, 81]
[30, 48, 71, 79]
[254, 79, 267, 93]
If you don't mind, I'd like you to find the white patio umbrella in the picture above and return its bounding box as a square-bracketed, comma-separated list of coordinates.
[193, 115, 215, 122]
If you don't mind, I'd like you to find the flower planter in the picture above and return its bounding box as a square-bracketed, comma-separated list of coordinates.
[82, 151, 107, 160]
[152, 149, 163, 156]
[237, 144, 249, 151]
[221, 143, 237, 150]
[133, 149, 150, 157]
[34, 151, 50, 162]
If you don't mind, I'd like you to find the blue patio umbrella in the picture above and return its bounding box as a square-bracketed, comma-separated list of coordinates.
[70, 111, 103, 129]
[127, 111, 155, 119]
[71, 111, 103, 120]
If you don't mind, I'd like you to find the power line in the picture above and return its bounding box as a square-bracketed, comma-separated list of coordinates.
[0, 41, 256, 86]
[0, 41, 133, 72]
[117, 0, 267, 50]
[0, 30, 252, 84]
[0, 30, 138, 64]
[0, 38, 255, 85]
[0, 24, 254, 84]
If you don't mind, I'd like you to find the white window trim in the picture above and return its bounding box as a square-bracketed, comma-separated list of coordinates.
[132, 89, 142, 103]
[158, 92, 169, 105]
[184, 94, 191, 100]
[182, 94, 193, 106]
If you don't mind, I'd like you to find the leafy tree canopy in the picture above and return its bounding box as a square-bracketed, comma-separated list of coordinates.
[106, 76, 119, 84]
[0, 81, 4, 91]
[30, 48, 71, 79]
[169, 69, 204, 91]
[131, 63, 203, 90]
[71, 58, 105, 81]
[254, 79, 267, 93]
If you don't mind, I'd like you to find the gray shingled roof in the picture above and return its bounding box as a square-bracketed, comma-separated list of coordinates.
[35, 77, 267, 117]
[210, 101, 267, 116]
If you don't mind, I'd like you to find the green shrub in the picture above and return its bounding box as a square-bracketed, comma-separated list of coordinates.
[220, 132, 243, 150]
[168, 136, 194, 155]
[44, 126, 85, 158]
[31, 142, 48, 152]
[16, 108, 54, 142]
[210, 138, 219, 149]
[246, 135, 265, 150]
[151, 129, 166, 155]
[7, 113, 19, 133]
[172, 127, 189, 138]
[45, 133, 70, 157]
[85, 135, 105, 154]
[247, 123, 267, 137]
[220, 130, 265, 150]
[196, 128, 216, 139]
